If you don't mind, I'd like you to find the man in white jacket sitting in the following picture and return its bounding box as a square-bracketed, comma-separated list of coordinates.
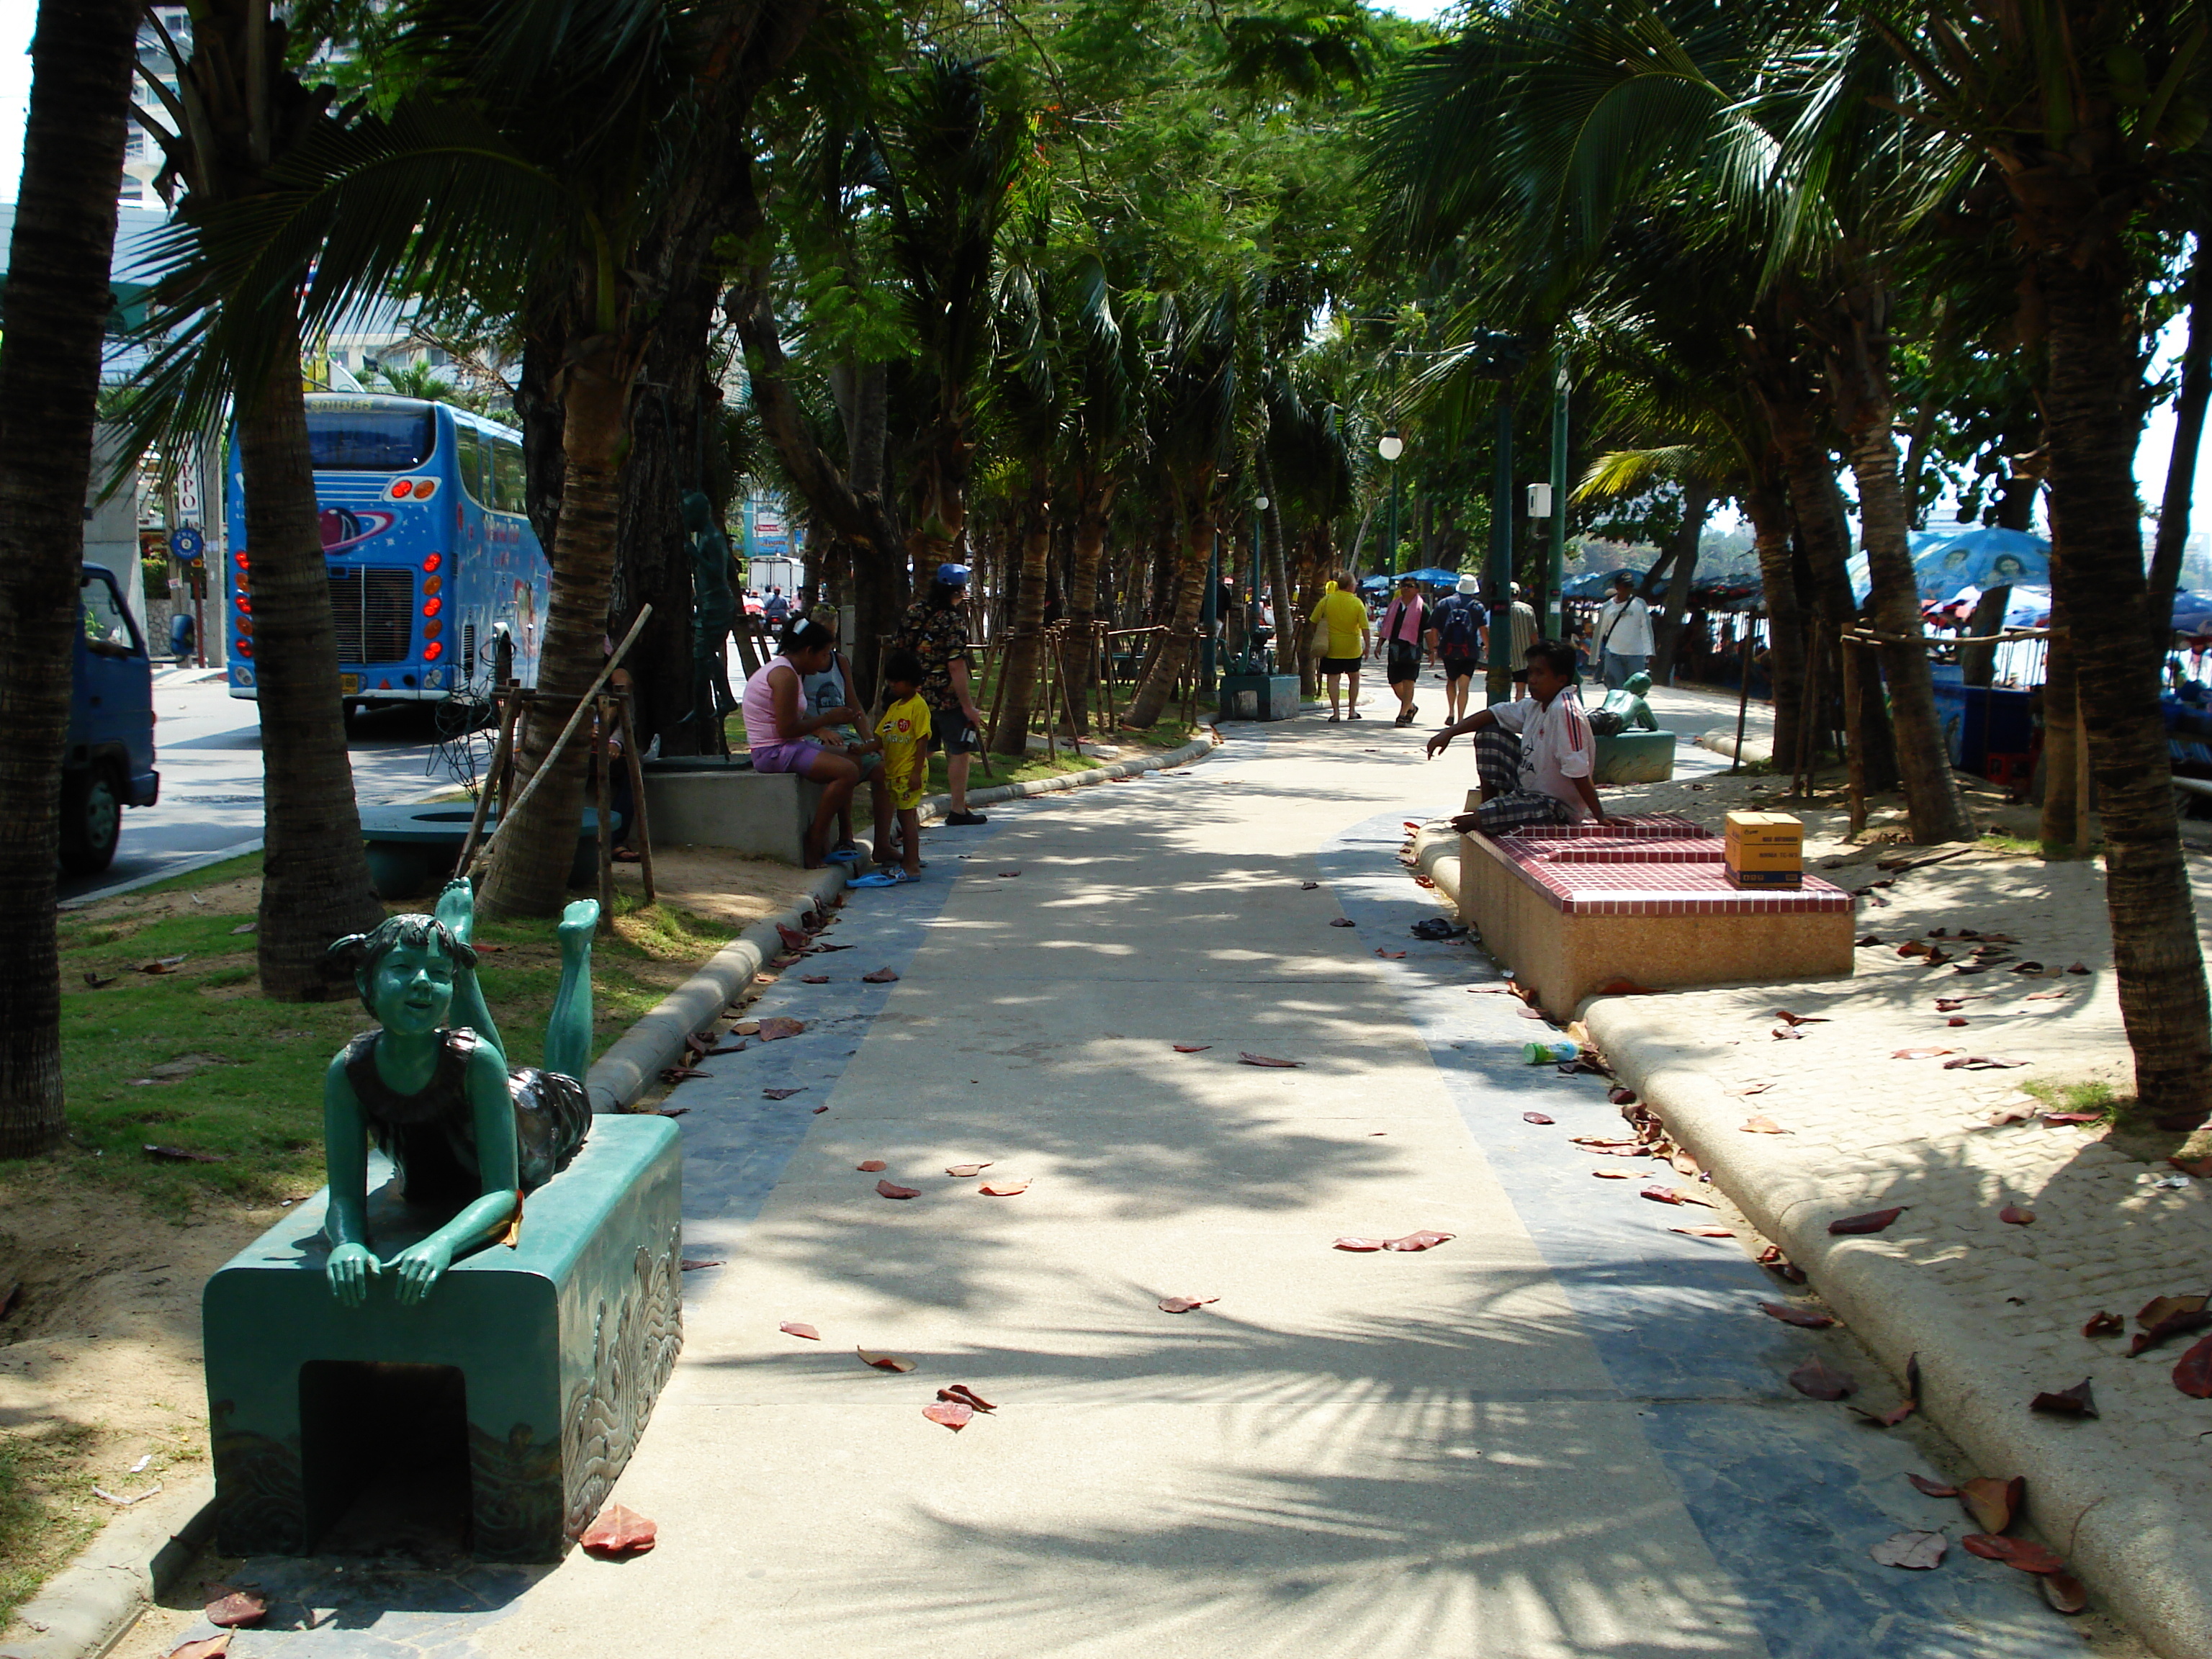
[1594, 572, 1654, 689]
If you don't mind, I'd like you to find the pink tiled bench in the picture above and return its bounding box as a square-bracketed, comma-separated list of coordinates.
[1455, 819, 1855, 1015]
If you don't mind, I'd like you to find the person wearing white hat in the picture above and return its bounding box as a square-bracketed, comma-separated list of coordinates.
[1427, 574, 1483, 724]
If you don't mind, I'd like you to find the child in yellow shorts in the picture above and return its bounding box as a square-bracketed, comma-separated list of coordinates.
[876, 650, 932, 881]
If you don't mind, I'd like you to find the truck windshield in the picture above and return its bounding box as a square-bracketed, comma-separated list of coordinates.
[307, 408, 436, 471]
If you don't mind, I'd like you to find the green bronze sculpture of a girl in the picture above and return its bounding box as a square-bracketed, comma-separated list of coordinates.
[320, 879, 596, 1306]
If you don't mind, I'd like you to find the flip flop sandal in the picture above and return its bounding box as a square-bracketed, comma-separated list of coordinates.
[848, 871, 901, 888]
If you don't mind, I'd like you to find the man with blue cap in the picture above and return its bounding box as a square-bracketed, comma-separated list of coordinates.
[894, 563, 990, 826]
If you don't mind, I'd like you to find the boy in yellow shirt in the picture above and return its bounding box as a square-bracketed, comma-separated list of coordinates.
[876, 650, 932, 881]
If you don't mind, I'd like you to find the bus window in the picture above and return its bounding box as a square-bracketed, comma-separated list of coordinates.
[307, 406, 436, 470]
[454, 423, 486, 507]
[493, 440, 526, 515]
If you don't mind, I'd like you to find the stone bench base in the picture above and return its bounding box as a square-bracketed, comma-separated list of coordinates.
[1591, 729, 1677, 784]
[642, 762, 825, 866]
[202, 1115, 681, 1561]
[1457, 823, 1853, 1015]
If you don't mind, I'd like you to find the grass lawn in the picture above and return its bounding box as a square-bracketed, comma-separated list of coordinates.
[37, 854, 740, 1216]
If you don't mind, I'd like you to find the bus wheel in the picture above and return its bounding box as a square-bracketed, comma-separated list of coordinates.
[59, 763, 122, 876]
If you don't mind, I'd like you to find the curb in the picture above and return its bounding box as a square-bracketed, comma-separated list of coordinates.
[1581, 996, 2212, 1659]
[585, 728, 1223, 1114]
[58, 840, 265, 910]
[1411, 824, 1463, 912]
[1696, 727, 1774, 767]
[0, 1475, 215, 1659]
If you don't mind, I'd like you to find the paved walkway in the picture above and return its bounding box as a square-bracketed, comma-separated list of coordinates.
[138, 711, 2114, 1659]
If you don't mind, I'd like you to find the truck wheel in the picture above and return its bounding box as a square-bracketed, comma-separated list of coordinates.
[59, 763, 122, 876]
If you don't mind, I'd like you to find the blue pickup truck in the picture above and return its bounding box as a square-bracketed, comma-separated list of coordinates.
[66, 565, 159, 874]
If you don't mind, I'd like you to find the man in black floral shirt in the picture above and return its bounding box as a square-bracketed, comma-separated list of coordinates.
[894, 562, 989, 825]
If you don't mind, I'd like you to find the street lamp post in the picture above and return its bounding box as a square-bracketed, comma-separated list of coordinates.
[1378, 431, 1404, 580]
[1201, 530, 1220, 681]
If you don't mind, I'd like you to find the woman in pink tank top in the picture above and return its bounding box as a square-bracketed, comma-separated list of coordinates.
[745, 619, 863, 867]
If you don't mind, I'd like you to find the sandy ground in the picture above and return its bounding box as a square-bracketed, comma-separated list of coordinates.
[0, 845, 822, 1635]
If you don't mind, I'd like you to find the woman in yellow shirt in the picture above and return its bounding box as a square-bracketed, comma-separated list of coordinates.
[1308, 575, 1372, 721]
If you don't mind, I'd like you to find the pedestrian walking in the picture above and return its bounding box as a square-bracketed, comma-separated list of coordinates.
[1428, 575, 1482, 724]
[1307, 575, 1372, 721]
[1378, 575, 1429, 726]
[1593, 573, 1653, 688]
[894, 562, 990, 824]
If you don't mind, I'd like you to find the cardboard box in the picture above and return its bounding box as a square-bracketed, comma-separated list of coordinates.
[1725, 811, 1803, 887]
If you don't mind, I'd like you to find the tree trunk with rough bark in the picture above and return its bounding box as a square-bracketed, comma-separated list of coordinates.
[992, 469, 1051, 755]
[1066, 480, 1115, 734]
[240, 311, 387, 989]
[1742, 462, 1804, 769]
[2039, 568, 2082, 851]
[1822, 292, 1977, 844]
[479, 338, 642, 918]
[1650, 477, 1709, 685]
[1125, 499, 1213, 730]
[2038, 249, 2212, 1123]
[0, 0, 139, 1155]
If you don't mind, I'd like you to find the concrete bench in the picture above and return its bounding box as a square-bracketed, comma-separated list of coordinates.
[356, 804, 608, 899]
[641, 758, 824, 866]
[202, 1114, 681, 1561]
[1216, 672, 1300, 721]
[1455, 817, 1854, 1015]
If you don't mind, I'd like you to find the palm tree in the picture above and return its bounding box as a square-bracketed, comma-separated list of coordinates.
[985, 230, 1061, 755]
[124, 0, 386, 997]
[1867, 1, 2212, 1123]
[0, 0, 140, 1156]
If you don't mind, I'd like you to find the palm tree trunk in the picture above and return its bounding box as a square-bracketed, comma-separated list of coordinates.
[2039, 570, 2082, 851]
[1258, 451, 1294, 686]
[991, 471, 1051, 755]
[480, 338, 639, 919]
[1125, 500, 1213, 729]
[1824, 296, 1977, 844]
[1743, 463, 1804, 767]
[2038, 253, 2212, 1123]
[1650, 477, 1709, 684]
[240, 309, 385, 994]
[1066, 480, 1115, 734]
[0, 0, 138, 1156]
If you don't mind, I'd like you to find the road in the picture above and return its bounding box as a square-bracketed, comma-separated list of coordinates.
[63, 667, 466, 903]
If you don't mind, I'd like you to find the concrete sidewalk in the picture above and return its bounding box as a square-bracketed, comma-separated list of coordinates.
[125, 714, 2132, 1659]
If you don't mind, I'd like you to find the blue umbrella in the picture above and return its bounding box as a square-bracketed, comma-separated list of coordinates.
[1398, 567, 1465, 586]
[1912, 527, 2050, 596]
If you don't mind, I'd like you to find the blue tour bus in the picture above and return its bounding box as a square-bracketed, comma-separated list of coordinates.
[225, 395, 550, 711]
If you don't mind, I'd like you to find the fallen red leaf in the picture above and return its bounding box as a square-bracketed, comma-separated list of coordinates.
[2129, 1294, 2211, 1354]
[856, 1348, 914, 1372]
[775, 923, 810, 952]
[1172, 1043, 1211, 1053]
[1375, 948, 1406, 959]
[1870, 1530, 1947, 1570]
[1758, 1245, 1807, 1284]
[578, 1502, 657, 1555]
[1731, 1082, 1774, 1097]
[1760, 1302, 1835, 1329]
[1328, 917, 1354, 927]
[1159, 1295, 1218, 1313]
[763, 1087, 804, 1100]
[979, 1179, 1030, 1196]
[757, 1017, 806, 1041]
[859, 967, 901, 986]
[1238, 1052, 1304, 1067]
[2030, 1377, 2098, 1417]
[2081, 1310, 2123, 1338]
[2168, 1155, 2212, 1177]
[1671, 1226, 1737, 1238]
[1961, 1534, 2066, 1573]
[1301, 881, 1320, 890]
[945, 1162, 993, 1177]
[2174, 1334, 2212, 1398]
[1907, 1473, 1959, 1498]
[812, 1104, 829, 1113]
[1740, 1115, 1787, 1134]
[168, 1640, 230, 1659]
[204, 1591, 266, 1628]
[2041, 1572, 2089, 1614]
[1521, 1111, 1555, 1124]
[1608, 1086, 1638, 1105]
[1641, 1185, 1713, 1208]
[935, 1385, 996, 1414]
[1856, 935, 1881, 946]
[856, 1159, 886, 1172]
[875, 1179, 920, 1200]
[1828, 1207, 1907, 1235]
[2000, 1204, 2036, 1226]
[1788, 1357, 1856, 1400]
[1890, 1047, 1959, 1059]
[680, 1258, 725, 1271]
[660, 1066, 710, 1083]
[1382, 1230, 1455, 1251]
[1591, 1168, 1633, 1178]
[997, 870, 1021, 878]
[2042, 1111, 2103, 1124]
[2067, 961, 2090, 974]
[779, 1321, 822, 1341]
[1959, 1474, 2024, 1533]
[800, 974, 830, 984]
[1332, 1236, 1386, 1251]
[1947, 1017, 1969, 1028]
[138, 955, 189, 974]
[1773, 1010, 1829, 1026]
[1943, 1054, 2028, 1070]
[922, 1398, 974, 1430]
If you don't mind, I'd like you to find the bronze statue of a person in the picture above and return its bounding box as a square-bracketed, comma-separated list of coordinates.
[683, 490, 739, 752]
[320, 880, 595, 1305]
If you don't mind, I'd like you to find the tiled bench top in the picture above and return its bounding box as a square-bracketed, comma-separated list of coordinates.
[1506, 837, 1724, 865]
[1481, 830, 1853, 917]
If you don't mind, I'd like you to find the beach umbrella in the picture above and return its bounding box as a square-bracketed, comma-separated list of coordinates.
[1912, 527, 2050, 595]
[2171, 591, 2212, 636]
[1398, 567, 1464, 586]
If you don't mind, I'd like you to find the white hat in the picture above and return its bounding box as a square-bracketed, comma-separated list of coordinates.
[1456, 575, 1480, 595]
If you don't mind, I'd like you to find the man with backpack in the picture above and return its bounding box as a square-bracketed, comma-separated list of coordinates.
[1427, 574, 1482, 725]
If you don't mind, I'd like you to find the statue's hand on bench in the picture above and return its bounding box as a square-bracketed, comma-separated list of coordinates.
[389, 1236, 456, 1305]
[327, 1242, 382, 1307]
